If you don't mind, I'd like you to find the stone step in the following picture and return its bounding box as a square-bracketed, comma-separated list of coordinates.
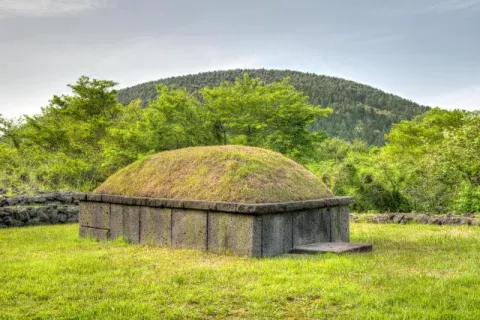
[291, 242, 373, 254]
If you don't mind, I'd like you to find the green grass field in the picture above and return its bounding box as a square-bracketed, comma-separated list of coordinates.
[1, 223, 479, 319]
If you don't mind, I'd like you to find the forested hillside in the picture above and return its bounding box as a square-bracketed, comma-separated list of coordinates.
[1, 75, 478, 213]
[118, 69, 429, 145]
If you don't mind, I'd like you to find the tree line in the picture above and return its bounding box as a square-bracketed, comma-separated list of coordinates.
[117, 69, 429, 146]
[1, 75, 478, 213]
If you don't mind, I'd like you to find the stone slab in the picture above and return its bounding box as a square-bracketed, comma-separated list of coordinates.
[109, 204, 124, 240]
[330, 207, 342, 242]
[208, 213, 261, 257]
[140, 207, 171, 246]
[123, 205, 140, 243]
[78, 202, 93, 227]
[171, 209, 207, 250]
[79, 225, 109, 241]
[91, 203, 110, 229]
[339, 206, 350, 242]
[80, 195, 354, 214]
[261, 213, 293, 257]
[291, 242, 373, 254]
[292, 208, 330, 246]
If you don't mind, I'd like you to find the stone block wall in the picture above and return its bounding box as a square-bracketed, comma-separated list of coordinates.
[77, 193, 353, 257]
[0, 192, 79, 228]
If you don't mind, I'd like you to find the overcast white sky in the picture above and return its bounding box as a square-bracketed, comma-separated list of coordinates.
[1, 0, 479, 119]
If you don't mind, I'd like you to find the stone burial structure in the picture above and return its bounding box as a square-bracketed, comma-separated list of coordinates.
[78, 146, 372, 257]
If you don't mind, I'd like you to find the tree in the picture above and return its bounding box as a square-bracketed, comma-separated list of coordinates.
[201, 74, 332, 160]
[1, 77, 122, 191]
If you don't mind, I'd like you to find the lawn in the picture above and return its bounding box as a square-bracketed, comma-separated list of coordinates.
[1, 223, 479, 319]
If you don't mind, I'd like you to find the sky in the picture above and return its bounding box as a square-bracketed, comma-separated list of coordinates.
[0, 0, 479, 119]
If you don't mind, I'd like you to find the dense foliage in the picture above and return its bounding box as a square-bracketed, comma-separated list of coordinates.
[0, 75, 330, 192]
[118, 69, 429, 145]
[310, 109, 480, 213]
[1, 74, 478, 213]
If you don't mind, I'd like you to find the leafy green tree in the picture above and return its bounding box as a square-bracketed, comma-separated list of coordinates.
[145, 85, 214, 150]
[0, 77, 122, 191]
[201, 75, 332, 160]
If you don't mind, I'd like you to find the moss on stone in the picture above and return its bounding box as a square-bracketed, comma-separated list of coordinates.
[94, 145, 333, 203]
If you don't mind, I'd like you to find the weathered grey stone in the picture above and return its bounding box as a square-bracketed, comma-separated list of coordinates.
[109, 204, 124, 239]
[252, 203, 287, 214]
[122, 205, 140, 243]
[235, 204, 258, 214]
[208, 213, 261, 256]
[101, 194, 121, 204]
[339, 206, 350, 242]
[92, 228, 109, 241]
[291, 242, 372, 254]
[49, 210, 59, 224]
[59, 196, 73, 204]
[330, 207, 342, 242]
[261, 213, 293, 257]
[73, 192, 87, 201]
[283, 201, 310, 212]
[413, 214, 430, 224]
[5, 216, 24, 226]
[91, 203, 110, 229]
[139, 207, 171, 246]
[6, 198, 19, 206]
[171, 209, 207, 250]
[32, 196, 47, 204]
[86, 194, 102, 202]
[301, 200, 327, 210]
[146, 198, 157, 207]
[165, 200, 184, 209]
[79, 226, 109, 240]
[16, 208, 30, 221]
[153, 199, 167, 208]
[392, 213, 405, 224]
[79, 202, 93, 226]
[293, 208, 330, 246]
[215, 202, 237, 212]
[38, 212, 49, 223]
[133, 197, 149, 206]
[182, 200, 217, 211]
[28, 208, 37, 218]
[79, 224, 89, 238]
[66, 207, 78, 217]
[75, 195, 358, 257]
[26, 217, 40, 226]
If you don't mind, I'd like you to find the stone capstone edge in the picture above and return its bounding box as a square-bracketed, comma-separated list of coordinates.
[75, 193, 354, 215]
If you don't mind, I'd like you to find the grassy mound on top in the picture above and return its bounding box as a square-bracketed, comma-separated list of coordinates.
[94, 145, 333, 203]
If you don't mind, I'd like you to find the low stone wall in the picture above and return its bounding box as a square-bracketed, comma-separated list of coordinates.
[77, 193, 354, 257]
[0, 192, 79, 228]
[351, 212, 479, 226]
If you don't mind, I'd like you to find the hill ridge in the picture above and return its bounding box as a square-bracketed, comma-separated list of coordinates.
[118, 69, 430, 145]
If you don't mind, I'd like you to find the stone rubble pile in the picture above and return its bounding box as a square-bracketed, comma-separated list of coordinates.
[351, 212, 478, 226]
[0, 192, 79, 228]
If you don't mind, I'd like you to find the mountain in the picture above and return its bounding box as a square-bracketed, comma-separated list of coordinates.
[117, 69, 429, 145]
